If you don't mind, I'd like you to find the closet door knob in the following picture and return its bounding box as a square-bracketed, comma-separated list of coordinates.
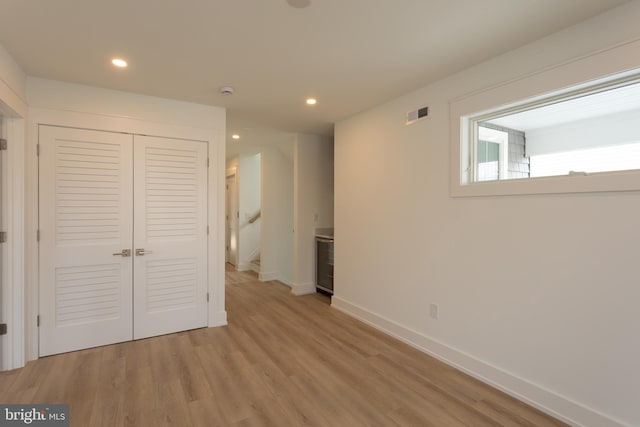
[113, 249, 131, 257]
[135, 248, 153, 256]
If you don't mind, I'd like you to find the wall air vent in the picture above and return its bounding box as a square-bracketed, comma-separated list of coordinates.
[406, 106, 429, 125]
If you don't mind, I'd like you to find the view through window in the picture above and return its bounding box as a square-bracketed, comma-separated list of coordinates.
[472, 76, 640, 182]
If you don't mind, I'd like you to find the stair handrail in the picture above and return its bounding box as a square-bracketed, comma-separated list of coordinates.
[248, 211, 261, 224]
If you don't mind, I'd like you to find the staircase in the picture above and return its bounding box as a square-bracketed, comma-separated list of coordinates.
[250, 253, 261, 274]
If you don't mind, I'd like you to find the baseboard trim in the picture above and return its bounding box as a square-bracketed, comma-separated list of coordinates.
[278, 278, 293, 287]
[331, 296, 626, 427]
[236, 262, 250, 272]
[208, 310, 227, 327]
[259, 271, 279, 282]
[291, 282, 316, 296]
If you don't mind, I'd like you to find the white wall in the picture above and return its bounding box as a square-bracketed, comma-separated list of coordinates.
[26, 77, 222, 130]
[26, 77, 227, 361]
[333, 3, 640, 427]
[0, 43, 26, 112]
[237, 154, 261, 271]
[0, 42, 27, 370]
[527, 109, 640, 156]
[293, 133, 334, 295]
[261, 146, 294, 285]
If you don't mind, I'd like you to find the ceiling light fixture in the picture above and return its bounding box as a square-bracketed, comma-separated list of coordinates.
[111, 58, 128, 68]
[306, 98, 317, 105]
[232, 134, 240, 140]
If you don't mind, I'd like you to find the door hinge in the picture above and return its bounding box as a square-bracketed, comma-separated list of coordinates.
[37, 230, 41, 242]
[0, 138, 7, 151]
[0, 323, 7, 336]
[36, 144, 40, 156]
[37, 315, 40, 327]
[207, 292, 210, 302]
[207, 158, 210, 167]
[0, 231, 6, 243]
[207, 225, 210, 235]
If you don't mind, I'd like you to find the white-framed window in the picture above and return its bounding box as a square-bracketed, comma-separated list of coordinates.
[450, 39, 640, 197]
[470, 76, 640, 183]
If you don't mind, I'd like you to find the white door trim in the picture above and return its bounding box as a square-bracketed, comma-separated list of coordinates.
[225, 170, 238, 267]
[1, 117, 27, 371]
[0, 94, 26, 371]
[6, 118, 26, 370]
[26, 108, 226, 362]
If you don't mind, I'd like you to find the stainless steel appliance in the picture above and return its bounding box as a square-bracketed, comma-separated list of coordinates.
[316, 236, 334, 294]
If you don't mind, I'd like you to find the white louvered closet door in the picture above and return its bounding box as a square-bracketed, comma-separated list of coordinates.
[39, 126, 134, 357]
[132, 135, 208, 340]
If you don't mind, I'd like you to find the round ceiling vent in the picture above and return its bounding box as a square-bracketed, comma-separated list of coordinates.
[220, 86, 235, 95]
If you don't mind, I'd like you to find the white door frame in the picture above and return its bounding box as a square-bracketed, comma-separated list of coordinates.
[0, 115, 4, 369]
[26, 108, 227, 362]
[1, 115, 26, 371]
[225, 168, 238, 266]
[0, 88, 26, 371]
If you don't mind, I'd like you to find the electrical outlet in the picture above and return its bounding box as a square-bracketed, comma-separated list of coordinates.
[429, 303, 439, 320]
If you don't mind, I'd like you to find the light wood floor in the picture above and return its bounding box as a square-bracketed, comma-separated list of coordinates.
[0, 265, 567, 426]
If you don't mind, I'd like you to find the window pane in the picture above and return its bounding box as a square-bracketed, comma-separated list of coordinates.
[530, 143, 640, 177]
[476, 125, 528, 182]
[472, 78, 640, 182]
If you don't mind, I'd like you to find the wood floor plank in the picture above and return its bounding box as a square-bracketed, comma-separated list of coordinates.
[63, 349, 102, 424]
[5, 353, 56, 399]
[366, 353, 502, 427]
[87, 355, 126, 427]
[0, 265, 568, 427]
[122, 366, 155, 427]
[0, 366, 18, 393]
[152, 379, 194, 426]
[31, 352, 80, 404]
[188, 398, 227, 427]
[195, 346, 254, 424]
[249, 359, 333, 426]
[172, 333, 214, 403]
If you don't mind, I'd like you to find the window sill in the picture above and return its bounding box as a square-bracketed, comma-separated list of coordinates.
[451, 169, 640, 197]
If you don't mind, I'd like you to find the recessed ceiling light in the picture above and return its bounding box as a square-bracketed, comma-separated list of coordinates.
[306, 98, 317, 105]
[111, 58, 128, 68]
[232, 134, 240, 140]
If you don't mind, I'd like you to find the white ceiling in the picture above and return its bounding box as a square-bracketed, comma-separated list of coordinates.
[488, 80, 640, 131]
[0, 0, 629, 144]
